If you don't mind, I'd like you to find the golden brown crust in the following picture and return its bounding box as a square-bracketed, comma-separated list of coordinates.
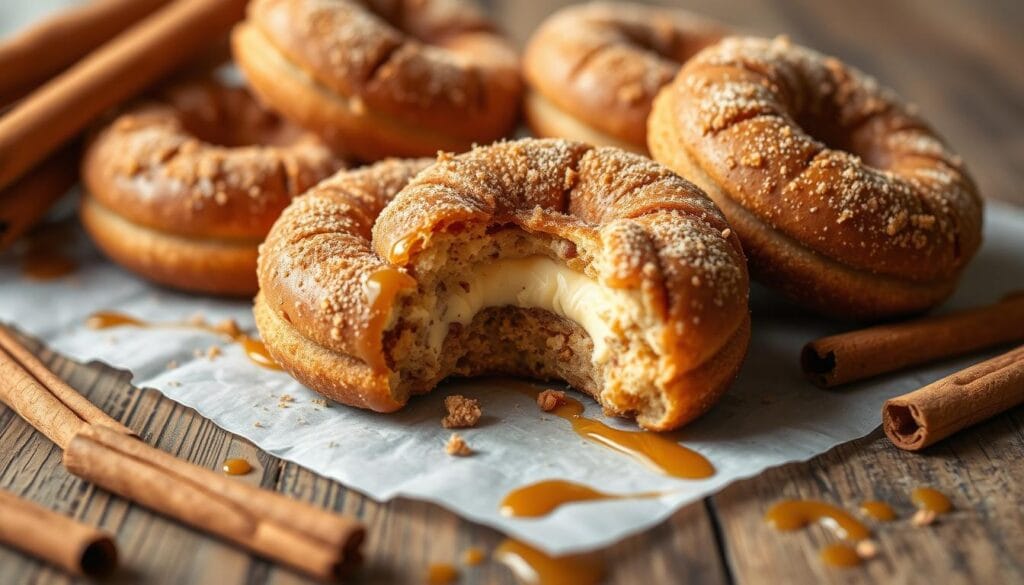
[233, 0, 522, 161]
[649, 36, 983, 318]
[81, 79, 342, 295]
[523, 2, 725, 150]
[257, 139, 750, 429]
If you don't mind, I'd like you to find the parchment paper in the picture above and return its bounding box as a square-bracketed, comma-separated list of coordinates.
[2, 201, 1022, 554]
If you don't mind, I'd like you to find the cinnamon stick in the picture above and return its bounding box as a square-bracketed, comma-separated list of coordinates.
[0, 0, 170, 107]
[883, 345, 1024, 451]
[0, 146, 78, 251]
[802, 293, 1024, 387]
[0, 327, 365, 579]
[0, 326, 132, 448]
[0, 0, 248, 193]
[0, 489, 117, 577]
[64, 427, 364, 580]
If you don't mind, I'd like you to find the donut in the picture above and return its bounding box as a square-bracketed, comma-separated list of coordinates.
[255, 138, 750, 431]
[649, 36, 983, 319]
[231, 0, 522, 162]
[81, 79, 343, 296]
[523, 2, 725, 153]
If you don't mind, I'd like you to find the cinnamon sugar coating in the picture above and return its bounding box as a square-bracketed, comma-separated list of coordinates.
[256, 139, 750, 430]
[233, 0, 522, 161]
[650, 36, 983, 318]
[81, 79, 342, 295]
[524, 2, 726, 150]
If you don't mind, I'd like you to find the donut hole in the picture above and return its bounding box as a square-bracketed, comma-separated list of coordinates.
[793, 110, 889, 170]
[170, 85, 308, 149]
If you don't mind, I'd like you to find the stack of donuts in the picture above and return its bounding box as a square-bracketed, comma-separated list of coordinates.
[78, 0, 983, 430]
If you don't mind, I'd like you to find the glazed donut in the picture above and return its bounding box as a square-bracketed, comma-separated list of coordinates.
[523, 2, 725, 153]
[81, 80, 343, 296]
[231, 0, 522, 162]
[649, 36, 983, 319]
[255, 138, 750, 431]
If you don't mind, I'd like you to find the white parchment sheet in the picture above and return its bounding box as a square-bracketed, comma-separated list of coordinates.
[2, 203, 1022, 554]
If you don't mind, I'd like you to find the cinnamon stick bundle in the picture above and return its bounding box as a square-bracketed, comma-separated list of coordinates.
[0, 489, 117, 577]
[802, 293, 1024, 387]
[0, 0, 248, 192]
[0, 326, 365, 579]
[64, 427, 364, 580]
[0, 0, 170, 107]
[883, 345, 1024, 451]
[0, 327, 133, 448]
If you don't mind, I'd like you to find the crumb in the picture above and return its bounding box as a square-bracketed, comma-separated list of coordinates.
[912, 509, 937, 526]
[537, 389, 566, 412]
[207, 345, 222, 360]
[278, 394, 295, 408]
[253, 421, 264, 428]
[167, 381, 181, 388]
[442, 395, 481, 428]
[311, 398, 330, 408]
[445, 433, 473, 456]
[328, 441, 338, 448]
[855, 539, 878, 559]
[212, 318, 241, 338]
[166, 360, 178, 370]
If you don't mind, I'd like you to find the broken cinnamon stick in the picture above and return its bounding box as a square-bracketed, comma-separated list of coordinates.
[802, 293, 1024, 387]
[0, 0, 248, 192]
[0, 489, 117, 577]
[0, 0, 170, 107]
[883, 345, 1024, 451]
[64, 427, 364, 580]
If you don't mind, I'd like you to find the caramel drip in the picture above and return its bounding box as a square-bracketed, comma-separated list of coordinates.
[85, 311, 282, 370]
[820, 543, 862, 568]
[222, 458, 252, 475]
[426, 563, 459, 585]
[500, 479, 663, 518]
[388, 234, 420, 264]
[860, 500, 896, 521]
[19, 223, 77, 280]
[462, 547, 485, 566]
[514, 386, 714, 479]
[765, 500, 871, 541]
[360, 268, 416, 371]
[494, 539, 604, 585]
[21, 250, 77, 280]
[911, 487, 952, 514]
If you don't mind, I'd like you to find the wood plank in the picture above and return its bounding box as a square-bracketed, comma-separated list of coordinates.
[714, 412, 1024, 584]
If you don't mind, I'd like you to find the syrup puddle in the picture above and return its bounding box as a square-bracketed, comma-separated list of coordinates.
[500, 479, 665, 518]
[494, 539, 604, 585]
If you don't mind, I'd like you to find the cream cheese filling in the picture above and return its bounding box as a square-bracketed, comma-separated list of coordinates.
[427, 255, 650, 361]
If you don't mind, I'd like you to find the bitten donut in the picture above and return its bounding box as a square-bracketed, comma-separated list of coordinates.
[255, 138, 750, 431]
[523, 2, 725, 153]
[231, 0, 522, 162]
[649, 36, 983, 319]
[81, 80, 343, 295]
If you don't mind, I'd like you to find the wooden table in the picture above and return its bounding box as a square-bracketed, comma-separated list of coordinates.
[2, 0, 1022, 583]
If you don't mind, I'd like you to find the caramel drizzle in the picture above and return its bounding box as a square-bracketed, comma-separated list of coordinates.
[18, 224, 77, 281]
[859, 500, 896, 521]
[765, 499, 872, 568]
[819, 542, 861, 567]
[360, 268, 416, 371]
[513, 385, 714, 479]
[426, 563, 459, 585]
[500, 479, 664, 518]
[85, 311, 281, 370]
[494, 539, 604, 585]
[222, 458, 252, 475]
[911, 487, 952, 514]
